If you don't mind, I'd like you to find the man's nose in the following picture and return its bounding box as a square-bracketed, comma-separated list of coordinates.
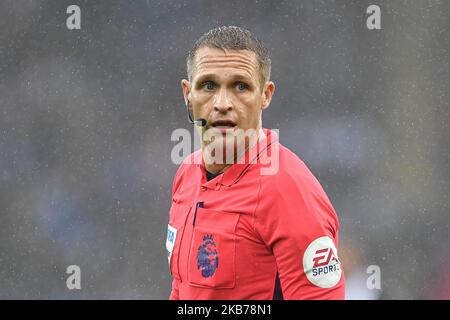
[213, 89, 233, 113]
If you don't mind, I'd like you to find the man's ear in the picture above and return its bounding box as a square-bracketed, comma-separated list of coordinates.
[181, 79, 191, 109]
[261, 81, 275, 110]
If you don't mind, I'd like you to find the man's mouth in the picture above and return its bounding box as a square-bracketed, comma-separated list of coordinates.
[210, 119, 237, 131]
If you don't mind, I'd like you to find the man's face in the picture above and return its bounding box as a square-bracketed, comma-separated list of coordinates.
[182, 47, 274, 163]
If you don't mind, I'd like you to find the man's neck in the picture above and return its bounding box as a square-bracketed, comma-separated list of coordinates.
[205, 163, 232, 175]
[203, 128, 266, 174]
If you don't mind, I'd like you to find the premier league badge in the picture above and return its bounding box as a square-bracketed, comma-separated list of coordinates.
[196, 234, 219, 278]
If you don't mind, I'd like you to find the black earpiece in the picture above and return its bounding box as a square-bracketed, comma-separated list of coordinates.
[186, 101, 207, 127]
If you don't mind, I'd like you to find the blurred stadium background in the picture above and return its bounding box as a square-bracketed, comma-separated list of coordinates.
[0, 0, 449, 299]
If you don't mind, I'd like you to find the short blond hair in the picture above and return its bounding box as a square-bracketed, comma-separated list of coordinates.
[186, 26, 271, 89]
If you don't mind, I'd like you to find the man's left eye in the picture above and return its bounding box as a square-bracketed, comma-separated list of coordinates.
[236, 82, 248, 91]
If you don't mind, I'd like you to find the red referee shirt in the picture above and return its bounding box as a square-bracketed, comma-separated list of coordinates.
[166, 128, 345, 299]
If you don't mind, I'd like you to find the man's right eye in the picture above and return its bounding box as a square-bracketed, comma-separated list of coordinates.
[202, 81, 216, 90]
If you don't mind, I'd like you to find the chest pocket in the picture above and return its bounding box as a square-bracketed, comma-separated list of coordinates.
[188, 208, 240, 289]
[167, 201, 191, 281]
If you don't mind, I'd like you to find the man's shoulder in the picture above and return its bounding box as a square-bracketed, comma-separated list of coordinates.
[174, 149, 202, 179]
[260, 143, 321, 193]
[181, 149, 202, 166]
[171, 150, 202, 196]
[257, 143, 338, 227]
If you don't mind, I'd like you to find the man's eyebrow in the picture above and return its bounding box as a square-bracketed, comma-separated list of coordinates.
[231, 74, 253, 82]
[194, 74, 219, 84]
[194, 73, 254, 84]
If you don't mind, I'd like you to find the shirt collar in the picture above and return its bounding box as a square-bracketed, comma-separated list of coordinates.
[197, 128, 279, 189]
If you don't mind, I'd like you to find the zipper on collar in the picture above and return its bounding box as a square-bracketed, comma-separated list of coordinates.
[192, 201, 204, 226]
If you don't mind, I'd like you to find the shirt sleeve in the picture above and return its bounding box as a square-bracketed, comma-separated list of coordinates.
[254, 164, 345, 300]
[169, 278, 180, 300]
[168, 163, 185, 300]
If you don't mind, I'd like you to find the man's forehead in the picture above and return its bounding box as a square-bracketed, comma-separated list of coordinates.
[195, 47, 258, 64]
[193, 47, 259, 79]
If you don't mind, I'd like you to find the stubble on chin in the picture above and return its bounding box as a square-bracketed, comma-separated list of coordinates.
[202, 128, 262, 166]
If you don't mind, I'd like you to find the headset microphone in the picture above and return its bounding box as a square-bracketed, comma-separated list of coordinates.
[186, 102, 207, 127]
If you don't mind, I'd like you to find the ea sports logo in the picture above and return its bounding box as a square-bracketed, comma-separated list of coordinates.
[303, 236, 342, 288]
[312, 248, 339, 268]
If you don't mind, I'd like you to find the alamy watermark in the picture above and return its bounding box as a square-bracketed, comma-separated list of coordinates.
[66, 265, 81, 290]
[65, 5, 380, 31]
[366, 265, 381, 290]
[367, 5, 381, 30]
[171, 128, 279, 176]
[66, 5, 81, 30]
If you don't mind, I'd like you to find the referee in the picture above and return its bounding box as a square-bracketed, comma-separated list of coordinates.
[166, 26, 345, 299]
